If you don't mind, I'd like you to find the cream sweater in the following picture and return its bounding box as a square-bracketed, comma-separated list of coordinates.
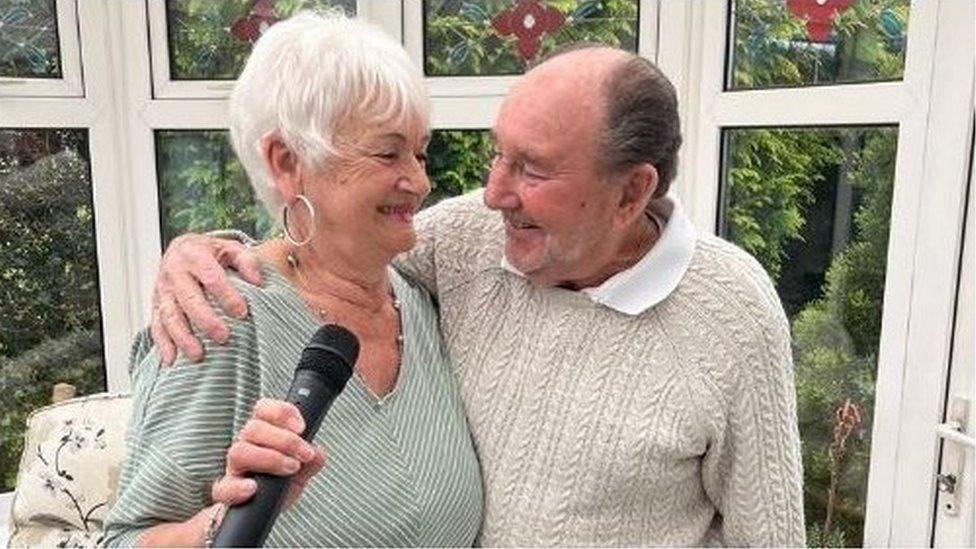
[395, 191, 805, 547]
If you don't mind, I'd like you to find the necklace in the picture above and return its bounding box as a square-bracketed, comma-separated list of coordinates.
[285, 250, 405, 353]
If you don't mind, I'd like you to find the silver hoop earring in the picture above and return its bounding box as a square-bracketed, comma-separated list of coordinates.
[282, 194, 316, 247]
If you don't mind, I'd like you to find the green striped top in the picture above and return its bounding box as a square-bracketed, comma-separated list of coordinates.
[103, 264, 483, 547]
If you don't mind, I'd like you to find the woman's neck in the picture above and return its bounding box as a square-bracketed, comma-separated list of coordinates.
[260, 239, 393, 312]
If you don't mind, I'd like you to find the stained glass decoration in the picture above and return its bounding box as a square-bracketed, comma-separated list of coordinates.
[165, 0, 357, 81]
[786, 0, 855, 42]
[727, 0, 910, 90]
[0, 0, 61, 78]
[425, 0, 638, 77]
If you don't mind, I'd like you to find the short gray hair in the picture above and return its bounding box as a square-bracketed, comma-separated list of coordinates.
[599, 55, 682, 197]
[229, 11, 429, 215]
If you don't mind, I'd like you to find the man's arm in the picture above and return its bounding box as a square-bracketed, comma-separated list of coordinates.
[700, 300, 806, 547]
[151, 232, 262, 363]
[392, 203, 442, 296]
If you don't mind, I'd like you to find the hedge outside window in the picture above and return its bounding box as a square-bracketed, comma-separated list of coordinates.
[155, 130, 275, 247]
[727, 0, 909, 90]
[0, 128, 105, 491]
[721, 125, 897, 547]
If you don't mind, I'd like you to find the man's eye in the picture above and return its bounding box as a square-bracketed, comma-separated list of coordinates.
[524, 166, 548, 180]
[415, 153, 428, 164]
[374, 152, 398, 162]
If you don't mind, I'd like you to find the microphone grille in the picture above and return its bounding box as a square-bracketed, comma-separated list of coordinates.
[298, 324, 358, 389]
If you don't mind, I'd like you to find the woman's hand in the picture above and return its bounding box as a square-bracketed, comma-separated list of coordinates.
[151, 233, 263, 364]
[211, 398, 327, 509]
[134, 503, 223, 547]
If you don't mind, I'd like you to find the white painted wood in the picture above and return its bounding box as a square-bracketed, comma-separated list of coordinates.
[75, 0, 137, 394]
[0, 0, 83, 98]
[932, 127, 975, 548]
[870, 1, 974, 544]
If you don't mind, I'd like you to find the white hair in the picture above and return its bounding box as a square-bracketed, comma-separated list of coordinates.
[229, 10, 429, 216]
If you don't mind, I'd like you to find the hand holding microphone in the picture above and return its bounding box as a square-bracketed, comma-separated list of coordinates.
[209, 324, 358, 547]
[211, 398, 327, 509]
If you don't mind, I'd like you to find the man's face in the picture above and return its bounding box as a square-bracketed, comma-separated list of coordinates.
[483, 61, 624, 288]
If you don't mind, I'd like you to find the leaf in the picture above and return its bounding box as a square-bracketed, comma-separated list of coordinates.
[459, 2, 489, 23]
[448, 40, 471, 67]
[571, 1, 601, 21]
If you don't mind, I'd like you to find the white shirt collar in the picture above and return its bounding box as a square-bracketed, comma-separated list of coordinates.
[501, 196, 697, 315]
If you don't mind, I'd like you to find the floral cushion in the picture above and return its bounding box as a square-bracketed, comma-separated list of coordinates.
[8, 393, 131, 548]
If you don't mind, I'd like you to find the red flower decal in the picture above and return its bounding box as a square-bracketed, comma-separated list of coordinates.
[491, 1, 566, 61]
[786, 0, 855, 43]
[231, 0, 279, 44]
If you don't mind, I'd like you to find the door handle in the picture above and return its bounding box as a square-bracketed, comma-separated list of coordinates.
[935, 394, 973, 516]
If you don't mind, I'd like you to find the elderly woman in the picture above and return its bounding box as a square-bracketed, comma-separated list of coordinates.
[103, 11, 483, 547]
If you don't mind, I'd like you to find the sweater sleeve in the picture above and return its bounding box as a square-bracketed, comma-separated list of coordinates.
[393, 200, 443, 296]
[699, 277, 806, 547]
[103, 297, 260, 547]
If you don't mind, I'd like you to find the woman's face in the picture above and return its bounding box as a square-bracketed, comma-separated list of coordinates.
[308, 117, 431, 258]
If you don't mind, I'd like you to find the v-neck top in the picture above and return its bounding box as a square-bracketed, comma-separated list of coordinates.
[104, 264, 484, 547]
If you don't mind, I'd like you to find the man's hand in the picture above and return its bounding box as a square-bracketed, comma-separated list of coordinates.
[211, 399, 326, 510]
[152, 233, 263, 364]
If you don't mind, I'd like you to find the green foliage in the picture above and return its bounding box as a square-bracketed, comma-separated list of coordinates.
[157, 130, 275, 247]
[0, 129, 105, 491]
[425, 130, 493, 207]
[424, 0, 637, 76]
[166, 0, 355, 80]
[725, 129, 841, 280]
[0, 330, 103, 490]
[792, 130, 895, 546]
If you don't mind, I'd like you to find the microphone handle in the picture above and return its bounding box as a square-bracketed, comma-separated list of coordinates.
[212, 371, 343, 547]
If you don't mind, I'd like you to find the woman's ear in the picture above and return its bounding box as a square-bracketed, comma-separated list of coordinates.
[260, 133, 303, 201]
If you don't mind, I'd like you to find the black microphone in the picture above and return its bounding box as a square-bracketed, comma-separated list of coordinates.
[212, 324, 359, 547]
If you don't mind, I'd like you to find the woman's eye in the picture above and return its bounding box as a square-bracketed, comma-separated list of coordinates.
[374, 152, 398, 162]
[415, 153, 428, 164]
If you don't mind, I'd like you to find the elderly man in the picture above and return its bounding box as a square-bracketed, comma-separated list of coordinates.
[150, 46, 805, 546]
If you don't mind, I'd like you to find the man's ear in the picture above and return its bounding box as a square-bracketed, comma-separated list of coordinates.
[260, 133, 303, 201]
[615, 163, 658, 227]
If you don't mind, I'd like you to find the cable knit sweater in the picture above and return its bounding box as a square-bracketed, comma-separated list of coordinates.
[394, 191, 805, 547]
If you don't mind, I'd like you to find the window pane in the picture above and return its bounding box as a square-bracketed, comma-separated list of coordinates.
[720, 126, 896, 546]
[727, 0, 909, 90]
[165, 0, 357, 81]
[0, 0, 62, 78]
[156, 130, 274, 247]
[0, 128, 104, 491]
[425, 129, 492, 207]
[424, 0, 638, 76]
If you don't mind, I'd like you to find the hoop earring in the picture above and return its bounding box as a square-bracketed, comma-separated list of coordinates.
[282, 194, 315, 247]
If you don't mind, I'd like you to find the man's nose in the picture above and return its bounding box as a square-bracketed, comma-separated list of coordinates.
[483, 166, 520, 210]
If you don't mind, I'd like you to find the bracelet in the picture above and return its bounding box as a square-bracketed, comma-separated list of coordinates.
[203, 503, 226, 548]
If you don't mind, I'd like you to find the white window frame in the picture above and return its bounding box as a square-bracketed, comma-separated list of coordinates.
[661, 1, 974, 546]
[0, 0, 83, 97]
[404, 0, 658, 129]
[146, 0, 403, 99]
